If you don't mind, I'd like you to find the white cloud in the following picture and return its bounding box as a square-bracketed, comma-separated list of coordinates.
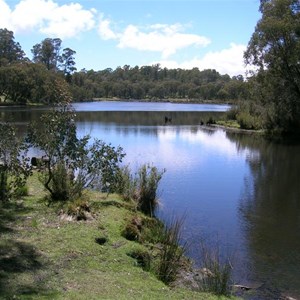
[156, 43, 247, 76]
[0, 0, 12, 28]
[0, 0, 96, 38]
[98, 18, 210, 59]
[98, 16, 118, 40]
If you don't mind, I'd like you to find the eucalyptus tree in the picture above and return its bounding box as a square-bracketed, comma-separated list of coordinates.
[0, 28, 26, 67]
[244, 0, 300, 131]
[61, 47, 77, 82]
[31, 38, 62, 71]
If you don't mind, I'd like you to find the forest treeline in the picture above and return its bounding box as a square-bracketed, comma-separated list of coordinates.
[70, 66, 247, 102]
[1, 0, 300, 134]
[0, 28, 247, 104]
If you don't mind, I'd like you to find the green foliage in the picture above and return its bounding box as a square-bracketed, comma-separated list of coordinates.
[0, 30, 75, 105]
[70, 66, 247, 102]
[157, 217, 187, 284]
[226, 99, 267, 131]
[0, 123, 31, 202]
[14, 185, 29, 197]
[136, 165, 165, 217]
[112, 164, 165, 216]
[236, 111, 262, 130]
[0, 28, 25, 67]
[245, 0, 300, 133]
[198, 241, 233, 296]
[0, 61, 73, 104]
[113, 165, 135, 201]
[26, 104, 125, 202]
[31, 38, 77, 77]
[121, 214, 186, 285]
[140, 217, 164, 244]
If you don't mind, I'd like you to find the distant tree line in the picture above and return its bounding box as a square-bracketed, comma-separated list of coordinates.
[0, 27, 247, 105]
[70, 66, 247, 102]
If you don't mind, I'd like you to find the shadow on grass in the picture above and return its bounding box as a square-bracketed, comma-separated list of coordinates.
[0, 201, 34, 233]
[0, 202, 58, 298]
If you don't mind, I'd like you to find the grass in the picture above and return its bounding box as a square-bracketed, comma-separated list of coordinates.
[216, 120, 241, 129]
[0, 173, 233, 299]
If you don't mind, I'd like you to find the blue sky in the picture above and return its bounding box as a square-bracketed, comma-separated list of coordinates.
[0, 0, 261, 76]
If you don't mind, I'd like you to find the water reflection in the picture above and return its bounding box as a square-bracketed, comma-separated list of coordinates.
[1, 104, 300, 298]
[72, 101, 231, 112]
[227, 133, 300, 298]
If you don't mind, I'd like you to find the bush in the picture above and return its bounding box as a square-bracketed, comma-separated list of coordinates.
[140, 217, 164, 244]
[39, 161, 73, 201]
[113, 165, 136, 201]
[113, 164, 165, 217]
[236, 111, 262, 130]
[0, 123, 31, 202]
[226, 106, 239, 120]
[136, 165, 165, 217]
[27, 104, 125, 202]
[156, 217, 187, 284]
[197, 241, 233, 296]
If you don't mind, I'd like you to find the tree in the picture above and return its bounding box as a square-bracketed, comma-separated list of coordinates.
[31, 38, 62, 71]
[0, 28, 25, 67]
[26, 104, 125, 201]
[0, 63, 32, 103]
[0, 123, 30, 202]
[244, 0, 300, 131]
[61, 47, 77, 82]
[0, 62, 72, 104]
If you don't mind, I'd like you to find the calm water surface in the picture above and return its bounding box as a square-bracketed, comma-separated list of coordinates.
[72, 101, 231, 112]
[1, 101, 300, 299]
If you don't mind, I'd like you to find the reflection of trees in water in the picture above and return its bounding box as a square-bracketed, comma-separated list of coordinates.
[227, 132, 300, 295]
[75, 111, 224, 126]
[1, 108, 224, 139]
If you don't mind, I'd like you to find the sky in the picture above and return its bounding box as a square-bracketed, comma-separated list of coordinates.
[0, 0, 261, 76]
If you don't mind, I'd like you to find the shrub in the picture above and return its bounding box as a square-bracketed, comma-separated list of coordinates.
[236, 111, 261, 130]
[0, 123, 31, 202]
[136, 164, 165, 217]
[140, 217, 164, 244]
[113, 165, 136, 201]
[226, 106, 239, 120]
[113, 164, 165, 217]
[197, 241, 233, 296]
[156, 217, 187, 284]
[27, 104, 125, 202]
[39, 160, 73, 201]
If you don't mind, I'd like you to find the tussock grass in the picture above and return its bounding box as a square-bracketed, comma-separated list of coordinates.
[198, 240, 234, 297]
[0, 174, 232, 299]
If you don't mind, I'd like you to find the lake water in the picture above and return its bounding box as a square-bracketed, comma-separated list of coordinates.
[1, 101, 300, 299]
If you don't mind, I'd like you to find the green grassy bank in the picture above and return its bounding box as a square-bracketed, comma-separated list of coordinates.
[0, 175, 233, 300]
